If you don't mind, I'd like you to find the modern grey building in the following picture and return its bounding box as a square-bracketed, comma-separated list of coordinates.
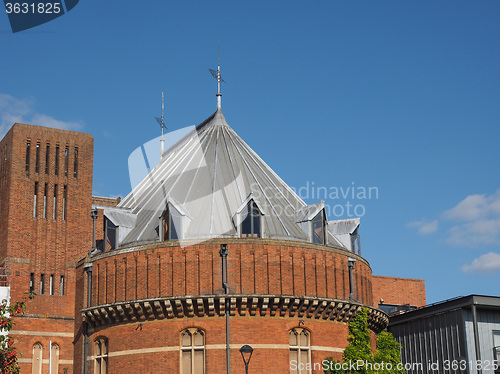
[388, 295, 500, 374]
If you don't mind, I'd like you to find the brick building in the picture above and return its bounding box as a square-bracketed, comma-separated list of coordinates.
[0, 94, 425, 373]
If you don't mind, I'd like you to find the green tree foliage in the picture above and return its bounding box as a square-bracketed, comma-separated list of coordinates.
[0, 292, 35, 374]
[324, 308, 405, 374]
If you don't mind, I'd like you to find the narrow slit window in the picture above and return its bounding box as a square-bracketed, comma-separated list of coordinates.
[45, 144, 50, 174]
[55, 146, 59, 176]
[73, 147, 78, 178]
[40, 274, 45, 294]
[29, 273, 34, 293]
[25, 141, 31, 173]
[64, 146, 69, 177]
[43, 183, 47, 219]
[49, 274, 54, 295]
[63, 185, 67, 220]
[53, 184, 58, 219]
[59, 275, 65, 295]
[33, 182, 38, 218]
[35, 143, 40, 173]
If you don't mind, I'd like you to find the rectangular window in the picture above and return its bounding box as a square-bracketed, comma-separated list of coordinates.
[29, 273, 34, 293]
[63, 185, 67, 220]
[60, 275, 65, 296]
[25, 141, 30, 173]
[53, 184, 58, 219]
[40, 274, 45, 294]
[74, 147, 78, 178]
[35, 143, 40, 173]
[43, 183, 48, 219]
[49, 274, 54, 295]
[33, 182, 38, 218]
[55, 146, 59, 176]
[45, 144, 50, 174]
[64, 146, 69, 177]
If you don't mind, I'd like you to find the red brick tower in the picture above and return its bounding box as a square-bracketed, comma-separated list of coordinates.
[0, 123, 93, 373]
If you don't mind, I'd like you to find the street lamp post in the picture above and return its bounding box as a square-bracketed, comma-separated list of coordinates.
[239, 345, 253, 374]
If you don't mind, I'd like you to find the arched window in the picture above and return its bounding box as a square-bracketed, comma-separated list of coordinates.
[180, 328, 205, 374]
[94, 337, 108, 374]
[289, 328, 311, 374]
[50, 343, 60, 373]
[32, 342, 43, 374]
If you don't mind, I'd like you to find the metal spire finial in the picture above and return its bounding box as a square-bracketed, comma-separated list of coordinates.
[155, 92, 167, 155]
[209, 41, 225, 109]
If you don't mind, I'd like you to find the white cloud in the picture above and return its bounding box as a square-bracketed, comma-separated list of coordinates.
[0, 93, 83, 138]
[462, 252, 500, 274]
[407, 219, 438, 235]
[444, 190, 500, 247]
[31, 113, 83, 131]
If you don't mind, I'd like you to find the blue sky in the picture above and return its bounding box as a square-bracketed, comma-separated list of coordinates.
[1, 0, 499, 304]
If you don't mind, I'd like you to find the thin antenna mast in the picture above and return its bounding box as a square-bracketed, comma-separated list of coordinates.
[209, 41, 225, 110]
[155, 92, 167, 155]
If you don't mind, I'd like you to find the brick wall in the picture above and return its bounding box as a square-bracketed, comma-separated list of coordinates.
[82, 240, 373, 308]
[371, 275, 426, 307]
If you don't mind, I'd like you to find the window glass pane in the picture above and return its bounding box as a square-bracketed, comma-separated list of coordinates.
[289, 331, 297, 346]
[252, 204, 261, 238]
[494, 331, 500, 345]
[299, 350, 308, 373]
[181, 351, 192, 374]
[312, 211, 324, 244]
[241, 205, 252, 237]
[193, 331, 204, 346]
[102, 340, 108, 355]
[182, 331, 192, 347]
[194, 349, 204, 373]
[106, 218, 116, 250]
[170, 213, 180, 240]
[299, 331, 308, 347]
[96, 341, 101, 356]
[289, 349, 298, 374]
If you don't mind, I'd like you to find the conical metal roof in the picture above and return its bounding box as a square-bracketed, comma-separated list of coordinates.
[115, 108, 345, 248]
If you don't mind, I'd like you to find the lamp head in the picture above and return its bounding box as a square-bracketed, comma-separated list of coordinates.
[239, 345, 253, 365]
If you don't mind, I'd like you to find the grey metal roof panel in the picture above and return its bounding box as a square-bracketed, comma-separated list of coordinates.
[328, 218, 360, 235]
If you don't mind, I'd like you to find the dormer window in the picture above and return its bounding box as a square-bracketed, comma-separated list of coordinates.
[234, 195, 264, 239]
[162, 205, 181, 240]
[104, 217, 117, 250]
[241, 201, 261, 238]
[311, 210, 326, 245]
[295, 202, 327, 245]
[159, 199, 190, 241]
